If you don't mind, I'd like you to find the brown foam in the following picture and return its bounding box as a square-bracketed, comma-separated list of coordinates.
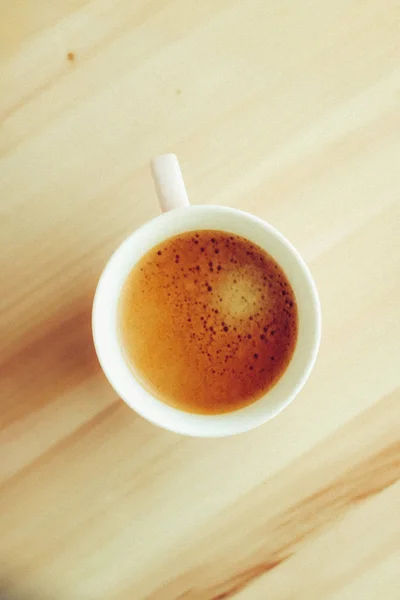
[119, 231, 298, 415]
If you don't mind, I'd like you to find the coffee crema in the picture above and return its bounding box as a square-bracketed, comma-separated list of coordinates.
[119, 230, 298, 414]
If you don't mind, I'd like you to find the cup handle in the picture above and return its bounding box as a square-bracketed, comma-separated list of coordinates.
[151, 154, 190, 213]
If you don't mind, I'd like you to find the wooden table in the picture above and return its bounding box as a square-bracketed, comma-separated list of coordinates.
[1, 1, 399, 598]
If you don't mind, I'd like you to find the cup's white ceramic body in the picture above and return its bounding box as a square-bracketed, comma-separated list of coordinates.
[93, 156, 321, 437]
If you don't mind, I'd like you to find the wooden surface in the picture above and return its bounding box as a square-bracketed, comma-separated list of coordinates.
[1, 1, 400, 598]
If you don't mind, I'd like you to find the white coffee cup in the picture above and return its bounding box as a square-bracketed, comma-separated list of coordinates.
[92, 155, 321, 437]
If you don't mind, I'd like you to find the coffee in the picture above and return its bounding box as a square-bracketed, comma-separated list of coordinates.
[119, 231, 298, 414]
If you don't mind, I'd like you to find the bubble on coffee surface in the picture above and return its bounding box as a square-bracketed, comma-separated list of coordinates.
[119, 230, 298, 415]
[217, 266, 272, 318]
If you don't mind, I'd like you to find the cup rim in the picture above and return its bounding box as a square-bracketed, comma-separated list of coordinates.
[92, 205, 321, 437]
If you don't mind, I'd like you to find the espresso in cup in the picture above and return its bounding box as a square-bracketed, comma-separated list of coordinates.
[119, 230, 298, 415]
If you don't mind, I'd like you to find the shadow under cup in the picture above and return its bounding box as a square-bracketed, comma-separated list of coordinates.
[92, 206, 321, 437]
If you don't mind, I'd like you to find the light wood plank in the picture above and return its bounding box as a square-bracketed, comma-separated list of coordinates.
[1, 1, 399, 598]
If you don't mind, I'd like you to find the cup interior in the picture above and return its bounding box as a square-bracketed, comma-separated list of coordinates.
[92, 206, 321, 436]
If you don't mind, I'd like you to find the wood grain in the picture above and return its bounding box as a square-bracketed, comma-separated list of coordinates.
[1, 1, 399, 598]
